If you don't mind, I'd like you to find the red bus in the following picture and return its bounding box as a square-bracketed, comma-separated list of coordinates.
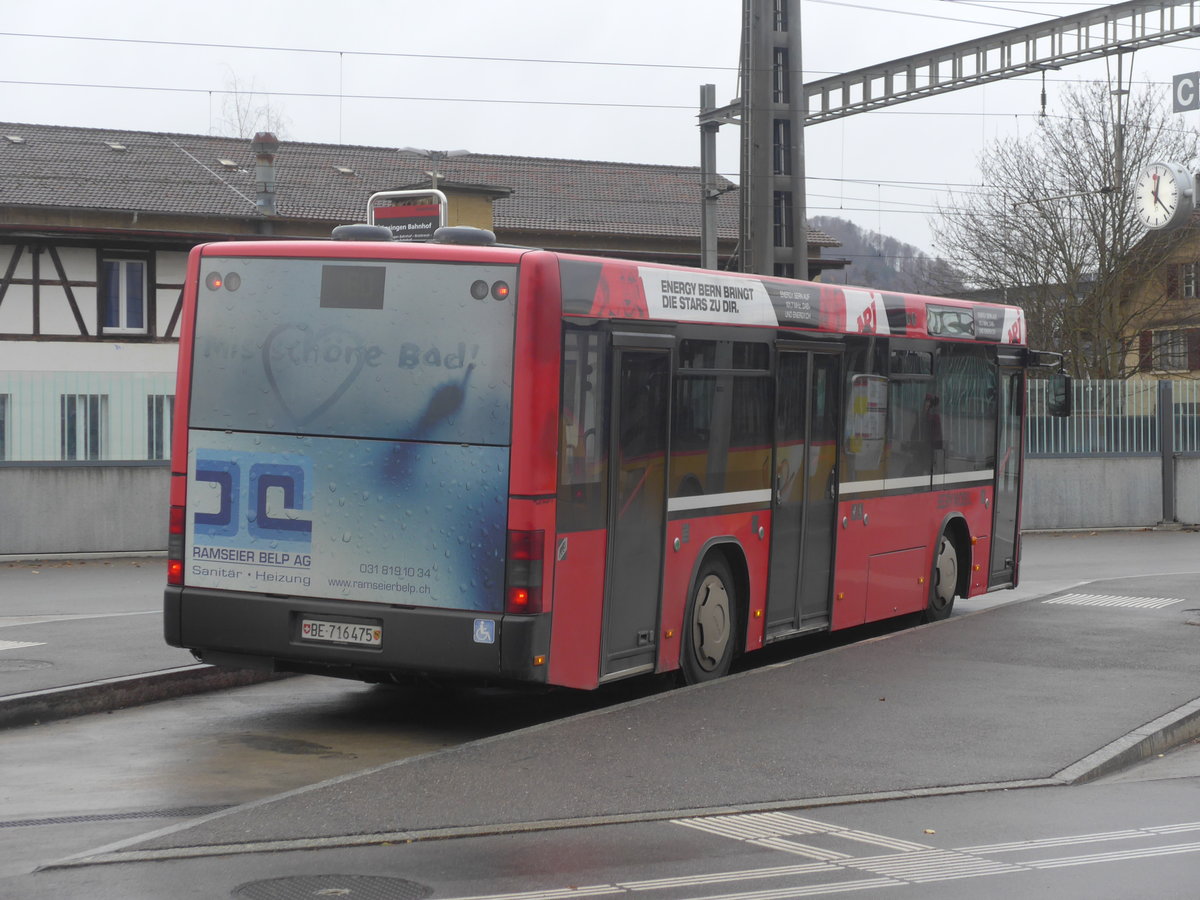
[164, 224, 1062, 689]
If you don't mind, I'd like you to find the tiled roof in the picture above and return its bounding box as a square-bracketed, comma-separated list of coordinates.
[0, 122, 837, 246]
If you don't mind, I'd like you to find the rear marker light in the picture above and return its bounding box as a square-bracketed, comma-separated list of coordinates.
[205, 272, 241, 292]
[167, 505, 185, 586]
[505, 529, 544, 614]
[491, 281, 510, 301]
[470, 279, 489, 300]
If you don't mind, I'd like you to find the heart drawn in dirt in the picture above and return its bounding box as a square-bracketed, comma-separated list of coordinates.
[262, 323, 370, 427]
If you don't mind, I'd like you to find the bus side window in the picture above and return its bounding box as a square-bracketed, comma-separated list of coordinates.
[558, 329, 608, 531]
[934, 344, 997, 476]
[670, 340, 770, 499]
[842, 340, 888, 481]
[886, 348, 934, 480]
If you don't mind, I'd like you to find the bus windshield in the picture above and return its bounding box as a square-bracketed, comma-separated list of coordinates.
[188, 256, 518, 445]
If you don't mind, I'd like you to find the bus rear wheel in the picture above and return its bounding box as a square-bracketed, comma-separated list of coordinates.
[681, 556, 737, 684]
[924, 532, 958, 622]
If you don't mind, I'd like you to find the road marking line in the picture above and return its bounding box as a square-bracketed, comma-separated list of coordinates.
[963, 827, 1161, 853]
[618, 863, 840, 891]
[428, 887, 621, 900]
[1151, 822, 1200, 835]
[0, 611, 157, 629]
[668, 879, 901, 899]
[751, 837, 855, 860]
[0, 640, 45, 651]
[1027, 839, 1200, 869]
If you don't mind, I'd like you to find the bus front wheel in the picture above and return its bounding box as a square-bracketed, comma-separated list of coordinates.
[924, 532, 958, 622]
[681, 555, 737, 684]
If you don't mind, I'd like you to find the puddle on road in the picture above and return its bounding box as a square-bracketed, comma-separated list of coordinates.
[221, 733, 357, 759]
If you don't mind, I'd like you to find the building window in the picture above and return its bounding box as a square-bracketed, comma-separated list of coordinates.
[0, 394, 8, 461]
[100, 257, 148, 333]
[61, 393, 107, 460]
[1154, 330, 1188, 371]
[772, 48, 790, 104]
[773, 190, 794, 249]
[147, 394, 174, 460]
[773, 0, 788, 31]
[1183, 263, 1199, 299]
[773, 119, 792, 175]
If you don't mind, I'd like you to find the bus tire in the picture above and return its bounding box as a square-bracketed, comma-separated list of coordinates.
[923, 531, 958, 622]
[681, 555, 737, 684]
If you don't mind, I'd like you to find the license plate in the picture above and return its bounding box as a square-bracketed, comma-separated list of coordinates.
[301, 619, 382, 647]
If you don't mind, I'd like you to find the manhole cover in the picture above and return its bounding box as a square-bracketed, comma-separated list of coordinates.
[232, 875, 431, 900]
[0, 659, 53, 673]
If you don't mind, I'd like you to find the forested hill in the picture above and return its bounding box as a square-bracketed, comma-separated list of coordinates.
[810, 216, 964, 295]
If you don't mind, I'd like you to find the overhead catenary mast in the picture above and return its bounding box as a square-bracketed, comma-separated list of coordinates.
[700, 1, 1200, 276]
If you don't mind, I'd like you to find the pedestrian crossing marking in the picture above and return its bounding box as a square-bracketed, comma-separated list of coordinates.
[844, 848, 1025, 882]
[1043, 593, 1186, 609]
[673, 812, 933, 853]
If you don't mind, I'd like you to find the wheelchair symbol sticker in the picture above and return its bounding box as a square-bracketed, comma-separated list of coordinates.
[473, 619, 496, 644]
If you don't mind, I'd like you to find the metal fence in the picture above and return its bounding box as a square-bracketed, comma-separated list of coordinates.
[2, 371, 1198, 464]
[1027, 378, 1200, 457]
[0, 371, 175, 463]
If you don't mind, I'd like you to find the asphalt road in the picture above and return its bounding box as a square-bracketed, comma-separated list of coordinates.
[0, 557, 193, 693]
[27, 741, 1200, 900]
[1, 531, 1198, 899]
[5, 528, 1199, 698]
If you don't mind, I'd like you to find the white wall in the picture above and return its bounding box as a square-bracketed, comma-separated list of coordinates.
[0, 464, 168, 556]
[4, 340, 179, 372]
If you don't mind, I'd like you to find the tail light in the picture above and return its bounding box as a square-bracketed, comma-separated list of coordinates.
[167, 505, 185, 586]
[505, 529, 544, 614]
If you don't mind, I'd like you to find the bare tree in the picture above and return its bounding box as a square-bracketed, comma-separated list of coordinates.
[215, 70, 291, 140]
[933, 82, 1199, 377]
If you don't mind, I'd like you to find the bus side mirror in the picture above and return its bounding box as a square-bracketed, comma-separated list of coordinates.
[1047, 373, 1073, 417]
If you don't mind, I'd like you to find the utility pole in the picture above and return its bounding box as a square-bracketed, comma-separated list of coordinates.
[700, 84, 722, 270]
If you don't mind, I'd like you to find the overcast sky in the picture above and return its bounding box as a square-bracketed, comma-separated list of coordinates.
[5, 1, 1200, 264]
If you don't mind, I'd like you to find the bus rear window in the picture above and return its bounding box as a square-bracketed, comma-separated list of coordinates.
[188, 257, 517, 445]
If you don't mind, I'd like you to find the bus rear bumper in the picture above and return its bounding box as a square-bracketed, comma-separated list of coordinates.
[164, 586, 550, 685]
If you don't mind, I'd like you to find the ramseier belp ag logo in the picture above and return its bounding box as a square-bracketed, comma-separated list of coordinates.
[193, 450, 314, 551]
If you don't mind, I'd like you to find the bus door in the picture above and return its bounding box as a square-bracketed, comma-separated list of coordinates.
[600, 336, 672, 680]
[766, 346, 842, 637]
[990, 361, 1024, 587]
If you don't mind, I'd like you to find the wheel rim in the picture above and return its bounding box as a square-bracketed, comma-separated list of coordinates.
[691, 574, 731, 671]
[932, 536, 957, 611]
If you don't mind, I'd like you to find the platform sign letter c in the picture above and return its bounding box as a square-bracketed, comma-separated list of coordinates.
[1174, 72, 1200, 113]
